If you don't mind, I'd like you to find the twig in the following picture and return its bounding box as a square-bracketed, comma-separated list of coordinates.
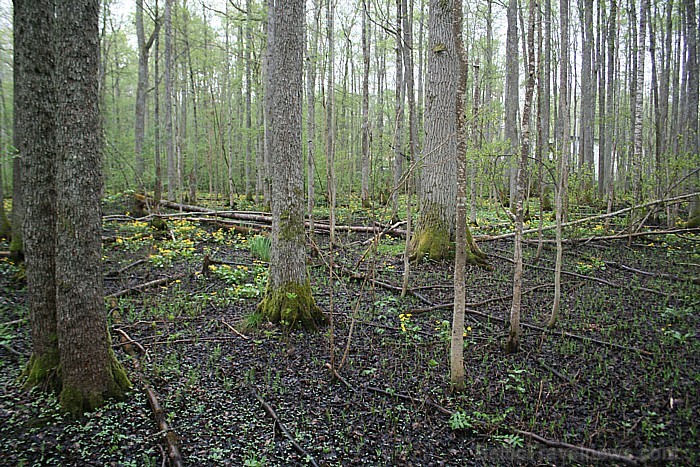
[342, 373, 642, 466]
[606, 261, 700, 285]
[106, 259, 146, 278]
[0, 318, 27, 327]
[113, 327, 149, 358]
[250, 386, 321, 467]
[411, 283, 554, 314]
[1, 343, 25, 359]
[105, 273, 185, 299]
[221, 319, 250, 340]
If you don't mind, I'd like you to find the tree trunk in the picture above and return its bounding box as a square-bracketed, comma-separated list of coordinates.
[325, 0, 337, 244]
[392, 0, 405, 220]
[361, 1, 371, 208]
[684, 0, 699, 156]
[154, 1, 162, 207]
[450, 0, 467, 391]
[165, 0, 174, 200]
[307, 0, 320, 233]
[504, 0, 519, 210]
[258, 0, 324, 329]
[15, 0, 60, 391]
[549, 0, 571, 329]
[134, 0, 157, 192]
[55, 0, 130, 415]
[413, 0, 457, 261]
[506, 0, 535, 354]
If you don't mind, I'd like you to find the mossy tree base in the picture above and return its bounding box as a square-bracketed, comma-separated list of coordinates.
[410, 226, 452, 262]
[59, 357, 131, 417]
[256, 281, 326, 330]
[22, 352, 61, 394]
[410, 225, 490, 268]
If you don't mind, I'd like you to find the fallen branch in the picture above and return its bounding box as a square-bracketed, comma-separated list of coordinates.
[105, 274, 185, 299]
[0, 318, 27, 327]
[490, 253, 667, 297]
[135, 194, 407, 237]
[113, 327, 149, 357]
[250, 386, 321, 467]
[144, 384, 184, 467]
[221, 319, 250, 340]
[334, 263, 434, 306]
[477, 192, 700, 241]
[606, 260, 700, 285]
[106, 259, 146, 278]
[1, 342, 25, 359]
[330, 366, 641, 466]
[411, 283, 555, 314]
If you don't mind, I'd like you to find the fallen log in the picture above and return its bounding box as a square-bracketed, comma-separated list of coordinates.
[144, 384, 184, 467]
[134, 194, 407, 237]
[476, 192, 700, 241]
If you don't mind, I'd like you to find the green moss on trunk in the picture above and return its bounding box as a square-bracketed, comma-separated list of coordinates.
[256, 280, 326, 330]
[59, 355, 131, 417]
[22, 350, 61, 393]
[0, 209, 10, 240]
[411, 226, 452, 262]
[9, 232, 23, 263]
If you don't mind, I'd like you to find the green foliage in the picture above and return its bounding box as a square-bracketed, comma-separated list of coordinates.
[248, 235, 271, 262]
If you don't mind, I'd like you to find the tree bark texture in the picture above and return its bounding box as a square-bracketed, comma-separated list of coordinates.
[258, 0, 324, 329]
[450, 0, 467, 391]
[15, 0, 60, 391]
[55, 0, 130, 415]
[504, 0, 519, 209]
[414, 0, 458, 262]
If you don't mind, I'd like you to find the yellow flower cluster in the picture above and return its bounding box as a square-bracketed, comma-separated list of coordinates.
[399, 313, 412, 333]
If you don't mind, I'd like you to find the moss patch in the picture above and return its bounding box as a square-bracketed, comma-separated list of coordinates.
[59, 356, 131, 417]
[256, 280, 326, 330]
[22, 350, 61, 394]
[411, 226, 453, 262]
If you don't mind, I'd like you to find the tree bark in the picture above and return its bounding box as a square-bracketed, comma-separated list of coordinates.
[258, 0, 324, 329]
[165, 0, 174, 200]
[55, 0, 130, 415]
[14, 0, 60, 391]
[506, 0, 535, 354]
[361, 1, 371, 208]
[504, 0, 519, 210]
[450, 0, 467, 390]
[413, 0, 457, 261]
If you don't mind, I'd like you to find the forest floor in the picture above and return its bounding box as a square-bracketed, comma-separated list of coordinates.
[0, 195, 699, 466]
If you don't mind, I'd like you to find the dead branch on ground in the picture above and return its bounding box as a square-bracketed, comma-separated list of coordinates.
[250, 386, 321, 467]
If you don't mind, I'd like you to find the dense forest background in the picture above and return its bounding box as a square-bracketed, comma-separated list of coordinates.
[0, 0, 697, 213]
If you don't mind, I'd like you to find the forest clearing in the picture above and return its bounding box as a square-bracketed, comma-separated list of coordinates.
[1, 194, 699, 465]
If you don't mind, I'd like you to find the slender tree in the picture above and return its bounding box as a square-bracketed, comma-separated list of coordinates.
[506, 0, 535, 353]
[504, 0, 519, 209]
[360, 0, 371, 208]
[451, 0, 468, 390]
[257, 0, 325, 329]
[165, 0, 174, 200]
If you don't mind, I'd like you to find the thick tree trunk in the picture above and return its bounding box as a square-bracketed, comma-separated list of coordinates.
[55, 0, 130, 415]
[15, 0, 60, 391]
[258, 0, 324, 329]
[413, 0, 457, 262]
